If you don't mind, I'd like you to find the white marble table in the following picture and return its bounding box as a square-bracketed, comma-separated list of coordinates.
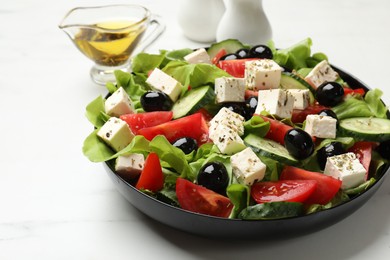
[1, 0, 390, 259]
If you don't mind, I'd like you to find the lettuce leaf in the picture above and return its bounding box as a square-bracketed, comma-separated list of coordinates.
[227, 184, 250, 219]
[85, 96, 106, 128]
[131, 53, 167, 74]
[364, 88, 388, 118]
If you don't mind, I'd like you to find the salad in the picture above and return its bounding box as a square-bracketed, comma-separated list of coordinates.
[83, 38, 390, 220]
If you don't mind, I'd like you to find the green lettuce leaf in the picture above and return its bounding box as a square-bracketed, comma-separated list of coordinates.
[85, 96, 106, 128]
[227, 184, 250, 219]
[243, 116, 270, 137]
[131, 53, 166, 74]
[332, 95, 373, 120]
[364, 88, 388, 118]
[149, 135, 195, 181]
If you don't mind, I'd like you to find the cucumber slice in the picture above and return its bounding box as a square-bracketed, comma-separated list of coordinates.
[339, 117, 390, 142]
[244, 134, 299, 165]
[171, 85, 215, 119]
[238, 202, 303, 220]
[280, 72, 315, 93]
[207, 39, 246, 60]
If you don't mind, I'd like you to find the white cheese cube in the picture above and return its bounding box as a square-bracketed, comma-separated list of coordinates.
[287, 89, 311, 110]
[245, 59, 282, 90]
[209, 107, 245, 136]
[304, 114, 337, 139]
[215, 77, 246, 103]
[324, 152, 367, 189]
[304, 60, 339, 89]
[230, 147, 266, 186]
[146, 68, 183, 102]
[115, 153, 145, 179]
[105, 87, 135, 117]
[255, 89, 294, 119]
[97, 117, 135, 152]
[209, 124, 246, 155]
[184, 48, 212, 64]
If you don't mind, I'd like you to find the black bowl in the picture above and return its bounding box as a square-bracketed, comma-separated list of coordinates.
[103, 65, 389, 239]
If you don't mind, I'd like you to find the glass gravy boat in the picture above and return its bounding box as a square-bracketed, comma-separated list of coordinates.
[59, 5, 165, 85]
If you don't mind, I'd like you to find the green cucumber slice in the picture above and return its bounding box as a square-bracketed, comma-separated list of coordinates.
[207, 39, 246, 60]
[244, 134, 299, 165]
[238, 202, 303, 220]
[280, 72, 315, 93]
[339, 117, 390, 142]
[171, 85, 215, 119]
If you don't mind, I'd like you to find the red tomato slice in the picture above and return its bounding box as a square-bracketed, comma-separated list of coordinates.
[217, 58, 259, 78]
[135, 153, 164, 192]
[280, 166, 342, 205]
[291, 104, 329, 124]
[343, 87, 365, 96]
[138, 113, 208, 144]
[348, 141, 376, 177]
[176, 178, 233, 218]
[211, 49, 227, 64]
[258, 115, 293, 145]
[120, 111, 173, 134]
[251, 180, 317, 204]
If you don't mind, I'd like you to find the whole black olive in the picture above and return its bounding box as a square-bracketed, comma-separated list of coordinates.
[247, 45, 273, 59]
[219, 53, 240, 61]
[284, 128, 315, 159]
[245, 96, 258, 119]
[172, 137, 198, 154]
[140, 90, 173, 112]
[197, 162, 229, 194]
[235, 48, 250, 58]
[316, 82, 344, 107]
[317, 142, 346, 170]
[223, 102, 248, 120]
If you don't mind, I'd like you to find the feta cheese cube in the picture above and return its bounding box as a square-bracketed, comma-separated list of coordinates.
[184, 48, 212, 64]
[115, 153, 145, 179]
[215, 77, 246, 103]
[287, 89, 311, 110]
[209, 107, 245, 136]
[255, 89, 294, 119]
[209, 124, 246, 155]
[324, 152, 367, 189]
[146, 68, 183, 102]
[245, 59, 282, 90]
[304, 114, 337, 139]
[230, 147, 266, 186]
[97, 117, 135, 152]
[304, 60, 339, 89]
[105, 87, 135, 117]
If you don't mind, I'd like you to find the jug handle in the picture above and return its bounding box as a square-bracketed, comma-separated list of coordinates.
[134, 14, 166, 54]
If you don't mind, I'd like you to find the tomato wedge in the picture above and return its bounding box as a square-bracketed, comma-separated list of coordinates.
[217, 58, 259, 78]
[211, 49, 227, 64]
[176, 178, 233, 218]
[138, 112, 209, 144]
[348, 141, 376, 177]
[251, 180, 317, 204]
[291, 104, 329, 124]
[120, 111, 173, 134]
[280, 166, 342, 205]
[135, 153, 164, 192]
[343, 87, 365, 96]
[258, 115, 293, 145]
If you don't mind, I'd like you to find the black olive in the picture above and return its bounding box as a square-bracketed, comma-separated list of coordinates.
[284, 128, 315, 159]
[317, 142, 346, 170]
[247, 45, 273, 59]
[235, 48, 250, 58]
[197, 162, 229, 194]
[172, 137, 198, 154]
[316, 82, 344, 107]
[377, 140, 390, 160]
[223, 102, 248, 120]
[140, 90, 173, 112]
[219, 53, 239, 61]
[245, 96, 258, 119]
